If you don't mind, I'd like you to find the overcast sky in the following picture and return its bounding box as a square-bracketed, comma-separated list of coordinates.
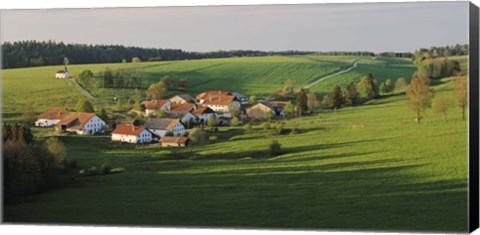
[0, 1, 469, 53]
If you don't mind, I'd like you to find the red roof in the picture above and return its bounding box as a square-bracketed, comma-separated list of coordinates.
[38, 107, 67, 120]
[203, 95, 237, 106]
[170, 103, 195, 112]
[56, 70, 66, 74]
[197, 91, 232, 100]
[192, 106, 215, 116]
[145, 99, 169, 110]
[112, 125, 146, 136]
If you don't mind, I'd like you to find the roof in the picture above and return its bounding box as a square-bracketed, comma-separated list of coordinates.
[56, 70, 66, 74]
[169, 94, 194, 102]
[144, 118, 181, 130]
[164, 111, 193, 119]
[231, 91, 248, 99]
[55, 112, 96, 130]
[192, 106, 216, 116]
[170, 103, 195, 113]
[160, 136, 189, 144]
[203, 95, 237, 106]
[196, 91, 232, 100]
[38, 107, 67, 120]
[112, 125, 146, 136]
[145, 99, 170, 110]
[268, 101, 288, 108]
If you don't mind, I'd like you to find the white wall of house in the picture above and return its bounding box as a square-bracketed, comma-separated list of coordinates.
[180, 113, 196, 127]
[111, 130, 152, 144]
[198, 113, 217, 122]
[55, 72, 69, 79]
[145, 101, 171, 116]
[77, 115, 106, 135]
[35, 119, 60, 127]
[147, 122, 185, 137]
[169, 96, 188, 104]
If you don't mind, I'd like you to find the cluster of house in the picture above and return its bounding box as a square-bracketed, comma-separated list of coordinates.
[35, 90, 289, 147]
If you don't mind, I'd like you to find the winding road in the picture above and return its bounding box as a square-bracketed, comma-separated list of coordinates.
[303, 59, 360, 90]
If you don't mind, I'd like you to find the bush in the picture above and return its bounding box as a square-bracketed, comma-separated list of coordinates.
[275, 123, 285, 134]
[67, 159, 78, 169]
[208, 136, 218, 143]
[262, 122, 271, 130]
[269, 140, 282, 157]
[244, 123, 253, 133]
[110, 168, 126, 174]
[79, 166, 98, 177]
[100, 162, 112, 175]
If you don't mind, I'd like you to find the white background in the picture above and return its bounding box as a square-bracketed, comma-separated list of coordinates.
[0, 0, 479, 235]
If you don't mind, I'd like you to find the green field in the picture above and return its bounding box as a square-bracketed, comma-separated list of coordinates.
[2, 56, 469, 232]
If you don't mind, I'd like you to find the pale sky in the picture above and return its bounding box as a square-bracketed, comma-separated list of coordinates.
[0, 1, 470, 53]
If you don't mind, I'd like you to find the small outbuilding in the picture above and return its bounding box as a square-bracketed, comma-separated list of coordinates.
[160, 136, 189, 147]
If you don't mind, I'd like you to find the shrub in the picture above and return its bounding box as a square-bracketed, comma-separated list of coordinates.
[269, 140, 282, 157]
[110, 168, 126, 174]
[262, 122, 271, 130]
[67, 159, 78, 169]
[208, 136, 218, 143]
[244, 123, 253, 133]
[100, 162, 112, 175]
[275, 123, 285, 134]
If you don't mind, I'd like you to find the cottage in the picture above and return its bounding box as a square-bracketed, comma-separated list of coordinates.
[55, 112, 105, 135]
[144, 118, 185, 137]
[111, 125, 152, 144]
[169, 94, 195, 104]
[160, 136, 189, 147]
[35, 107, 68, 127]
[246, 101, 288, 120]
[55, 70, 69, 79]
[144, 99, 171, 117]
[202, 95, 241, 116]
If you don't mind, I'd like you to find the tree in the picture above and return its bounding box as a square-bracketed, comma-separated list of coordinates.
[322, 95, 333, 108]
[146, 81, 167, 99]
[97, 108, 108, 122]
[75, 99, 95, 112]
[177, 78, 188, 90]
[156, 109, 167, 118]
[455, 76, 468, 120]
[132, 57, 142, 63]
[103, 67, 113, 87]
[244, 123, 253, 133]
[45, 137, 67, 168]
[264, 111, 272, 122]
[405, 74, 434, 124]
[132, 89, 142, 111]
[296, 88, 308, 115]
[77, 69, 94, 87]
[344, 82, 359, 106]
[282, 79, 294, 96]
[379, 82, 387, 94]
[385, 79, 393, 93]
[307, 92, 319, 111]
[330, 85, 344, 109]
[207, 115, 217, 127]
[188, 128, 204, 144]
[434, 98, 452, 122]
[230, 117, 240, 126]
[395, 77, 407, 93]
[284, 101, 295, 118]
[357, 73, 377, 99]
[20, 109, 37, 126]
[248, 95, 257, 105]
[268, 140, 282, 157]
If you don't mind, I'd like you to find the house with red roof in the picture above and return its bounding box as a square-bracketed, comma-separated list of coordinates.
[55, 70, 69, 79]
[144, 99, 171, 117]
[54, 112, 106, 135]
[198, 93, 240, 116]
[35, 107, 68, 127]
[111, 125, 153, 144]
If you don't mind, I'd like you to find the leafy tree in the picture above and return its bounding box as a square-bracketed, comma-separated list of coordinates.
[262, 121, 271, 130]
[188, 128, 204, 144]
[379, 82, 387, 94]
[455, 76, 468, 120]
[322, 95, 333, 108]
[405, 74, 434, 124]
[77, 69, 94, 87]
[282, 79, 294, 96]
[244, 123, 253, 133]
[434, 98, 452, 122]
[330, 85, 344, 109]
[208, 115, 217, 127]
[230, 117, 240, 126]
[132, 89, 142, 111]
[103, 67, 113, 87]
[307, 92, 319, 111]
[146, 81, 167, 99]
[177, 78, 188, 90]
[357, 73, 377, 99]
[156, 109, 167, 118]
[344, 82, 359, 106]
[45, 137, 67, 168]
[268, 140, 282, 157]
[385, 79, 393, 93]
[284, 101, 295, 118]
[97, 108, 108, 122]
[75, 99, 95, 112]
[296, 88, 308, 115]
[264, 111, 272, 122]
[248, 95, 257, 105]
[395, 77, 407, 93]
[131, 57, 142, 63]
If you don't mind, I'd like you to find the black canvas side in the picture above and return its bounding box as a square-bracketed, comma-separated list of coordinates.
[469, 1, 479, 233]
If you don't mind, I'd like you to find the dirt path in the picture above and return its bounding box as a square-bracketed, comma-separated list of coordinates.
[68, 79, 97, 100]
[303, 59, 360, 90]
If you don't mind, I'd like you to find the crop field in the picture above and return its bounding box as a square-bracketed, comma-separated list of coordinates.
[2, 54, 470, 232]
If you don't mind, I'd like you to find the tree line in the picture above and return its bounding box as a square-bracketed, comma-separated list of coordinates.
[2, 40, 316, 69]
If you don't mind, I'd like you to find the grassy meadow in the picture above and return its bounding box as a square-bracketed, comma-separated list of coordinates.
[2, 55, 469, 232]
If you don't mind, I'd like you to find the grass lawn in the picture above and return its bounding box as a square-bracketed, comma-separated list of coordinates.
[3, 77, 468, 232]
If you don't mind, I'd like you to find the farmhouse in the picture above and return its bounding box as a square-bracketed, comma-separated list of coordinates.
[170, 103, 196, 113]
[192, 106, 217, 124]
[55, 112, 105, 135]
[111, 125, 152, 144]
[144, 99, 171, 117]
[55, 70, 69, 79]
[202, 95, 241, 115]
[246, 101, 287, 120]
[35, 107, 68, 127]
[144, 118, 185, 137]
[169, 94, 195, 104]
[196, 91, 232, 104]
[231, 91, 249, 105]
[160, 136, 189, 147]
[164, 111, 196, 128]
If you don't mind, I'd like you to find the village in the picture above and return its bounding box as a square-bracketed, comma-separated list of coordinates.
[34, 69, 289, 147]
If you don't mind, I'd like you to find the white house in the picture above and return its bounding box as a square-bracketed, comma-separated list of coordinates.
[192, 106, 217, 124]
[35, 107, 68, 127]
[111, 125, 152, 144]
[169, 94, 194, 104]
[55, 70, 69, 79]
[164, 111, 196, 128]
[144, 99, 171, 117]
[144, 118, 185, 137]
[202, 95, 241, 115]
[55, 112, 106, 135]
